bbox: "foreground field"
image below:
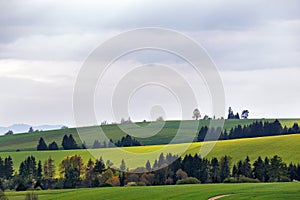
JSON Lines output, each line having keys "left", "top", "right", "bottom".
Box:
{"left": 4, "top": 182, "right": 300, "bottom": 200}
{"left": 1, "top": 119, "right": 300, "bottom": 152}
{"left": 1, "top": 134, "right": 300, "bottom": 173}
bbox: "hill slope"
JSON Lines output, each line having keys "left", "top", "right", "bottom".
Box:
{"left": 1, "top": 134, "right": 300, "bottom": 172}
{"left": 5, "top": 182, "right": 300, "bottom": 200}
{"left": 0, "top": 119, "right": 299, "bottom": 152}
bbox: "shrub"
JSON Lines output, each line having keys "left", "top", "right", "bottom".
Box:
{"left": 53, "top": 179, "right": 64, "bottom": 189}
{"left": 176, "top": 177, "right": 200, "bottom": 185}
{"left": 126, "top": 182, "right": 138, "bottom": 187}
{"left": 136, "top": 182, "right": 146, "bottom": 186}
{"left": 223, "top": 176, "right": 260, "bottom": 183}
{"left": 278, "top": 176, "right": 291, "bottom": 182}
{"left": 16, "top": 183, "right": 27, "bottom": 191}
{"left": 99, "top": 183, "right": 113, "bottom": 187}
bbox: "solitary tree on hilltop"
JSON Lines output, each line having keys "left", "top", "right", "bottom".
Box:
{"left": 28, "top": 127, "right": 34, "bottom": 133}
{"left": 192, "top": 108, "right": 201, "bottom": 120}
{"left": 5, "top": 130, "right": 13, "bottom": 136}
{"left": 227, "top": 107, "right": 235, "bottom": 119}
{"left": 241, "top": 110, "right": 250, "bottom": 119}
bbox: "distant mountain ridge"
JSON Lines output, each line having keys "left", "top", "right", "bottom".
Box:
{"left": 0, "top": 124, "right": 64, "bottom": 135}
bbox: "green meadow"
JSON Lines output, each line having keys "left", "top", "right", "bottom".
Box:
{"left": 4, "top": 182, "right": 300, "bottom": 200}
{"left": 0, "top": 119, "right": 299, "bottom": 152}
{"left": 1, "top": 134, "right": 300, "bottom": 174}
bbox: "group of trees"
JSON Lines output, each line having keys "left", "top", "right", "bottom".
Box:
{"left": 192, "top": 107, "right": 249, "bottom": 120}
{"left": 227, "top": 107, "right": 249, "bottom": 119}
{"left": 37, "top": 134, "right": 79, "bottom": 151}
{"left": 144, "top": 154, "right": 300, "bottom": 185}
{"left": 92, "top": 135, "right": 142, "bottom": 148}
{"left": 197, "top": 120, "right": 300, "bottom": 142}
{"left": 1, "top": 153, "right": 300, "bottom": 191}
{"left": 0, "top": 156, "right": 14, "bottom": 180}
{"left": 62, "top": 134, "right": 79, "bottom": 150}
{"left": 37, "top": 138, "right": 59, "bottom": 151}
{"left": 37, "top": 134, "right": 144, "bottom": 151}
{"left": 115, "top": 135, "right": 143, "bottom": 147}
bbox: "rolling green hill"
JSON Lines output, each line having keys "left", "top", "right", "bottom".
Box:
{"left": 1, "top": 134, "right": 300, "bottom": 173}
{"left": 0, "top": 119, "right": 299, "bottom": 152}
{"left": 5, "top": 182, "right": 300, "bottom": 200}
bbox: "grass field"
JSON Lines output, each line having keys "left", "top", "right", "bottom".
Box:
{"left": 4, "top": 182, "right": 300, "bottom": 200}
{"left": 0, "top": 119, "right": 299, "bottom": 152}
{"left": 1, "top": 134, "right": 300, "bottom": 173}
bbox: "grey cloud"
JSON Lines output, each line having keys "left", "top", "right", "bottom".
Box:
{"left": 1, "top": 0, "right": 300, "bottom": 43}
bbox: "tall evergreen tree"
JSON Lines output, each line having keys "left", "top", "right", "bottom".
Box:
{"left": 268, "top": 155, "right": 287, "bottom": 181}
{"left": 288, "top": 163, "right": 298, "bottom": 181}
{"left": 37, "top": 160, "right": 42, "bottom": 180}
{"left": 92, "top": 140, "right": 102, "bottom": 149}
{"left": 84, "top": 159, "right": 95, "bottom": 188}
{"left": 0, "top": 157, "right": 4, "bottom": 178}
{"left": 232, "top": 164, "right": 238, "bottom": 178}
{"left": 4, "top": 156, "right": 13, "bottom": 179}
{"left": 48, "top": 141, "right": 59, "bottom": 150}
{"left": 210, "top": 157, "right": 220, "bottom": 183}
{"left": 37, "top": 137, "right": 48, "bottom": 151}
{"left": 158, "top": 153, "right": 165, "bottom": 168}
{"left": 94, "top": 157, "right": 105, "bottom": 173}
{"left": 62, "top": 135, "right": 69, "bottom": 150}
{"left": 264, "top": 157, "right": 270, "bottom": 182}
{"left": 146, "top": 160, "right": 152, "bottom": 172}
{"left": 120, "top": 159, "right": 126, "bottom": 171}
{"left": 19, "top": 156, "right": 37, "bottom": 180}
{"left": 253, "top": 156, "right": 265, "bottom": 182}
{"left": 243, "top": 156, "right": 252, "bottom": 178}
{"left": 237, "top": 160, "right": 243, "bottom": 179}
{"left": 220, "top": 156, "right": 231, "bottom": 182}
{"left": 68, "top": 134, "right": 79, "bottom": 149}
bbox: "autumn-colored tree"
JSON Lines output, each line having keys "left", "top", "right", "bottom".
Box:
{"left": 43, "top": 157, "right": 55, "bottom": 189}
{"left": 84, "top": 159, "right": 95, "bottom": 188}
{"left": 99, "top": 169, "right": 113, "bottom": 185}
{"left": 60, "top": 155, "right": 85, "bottom": 188}
{"left": 106, "top": 176, "right": 120, "bottom": 186}
{"left": 176, "top": 169, "right": 188, "bottom": 180}
{"left": 140, "top": 173, "right": 155, "bottom": 186}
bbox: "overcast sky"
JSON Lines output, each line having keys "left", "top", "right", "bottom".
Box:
{"left": 0, "top": 0, "right": 299, "bottom": 127}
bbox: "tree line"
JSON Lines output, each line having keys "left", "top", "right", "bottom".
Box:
{"left": 37, "top": 120, "right": 299, "bottom": 151}
{"left": 197, "top": 119, "right": 300, "bottom": 142}
{"left": 37, "top": 134, "right": 143, "bottom": 151}
{"left": 1, "top": 153, "right": 300, "bottom": 191}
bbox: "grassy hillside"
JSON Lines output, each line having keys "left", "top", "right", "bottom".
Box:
{"left": 5, "top": 182, "right": 300, "bottom": 200}
{"left": 1, "top": 134, "right": 300, "bottom": 173}
{"left": 0, "top": 119, "right": 299, "bottom": 152}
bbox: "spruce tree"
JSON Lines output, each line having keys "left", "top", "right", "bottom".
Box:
{"left": 62, "top": 135, "right": 69, "bottom": 150}
{"left": 37, "top": 137, "right": 48, "bottom": 151}
{"left": 210, "top": 157, "right": 220, "bottom": 183}
{"left": 37, "top": 160, "right": 43, "bottom": 180}
{"left": 120, "top": 159, "right": 126, "bottom": 171}
{"left": 68, "top": 134, "right": 79, "bottom": 149}
{"left": 48, "top": 141, "right": 59, "bottom": 150}
{"left": 253, "top": 156, "right": 265, "bottom": 182}
{"left": 0, "top": 157, "right": 4, "bottom": 178}
{"left": 243, "top": 156, "right": 252, "bottom": 178}
{"left": 146, "top": 160, "right": 152, "bottom": 172}
{"left": 4, "top": 156, "right": 14, "bottom": 179}
{"left": 94, "top": 157, "right": 105, "bottom": 173}
{"left": 220, "top": 156, "right": 231, "bottom": 182}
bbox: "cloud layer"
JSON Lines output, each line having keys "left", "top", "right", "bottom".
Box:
{"left": 0, "top": 0, "right": 299, "bottom": 126}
